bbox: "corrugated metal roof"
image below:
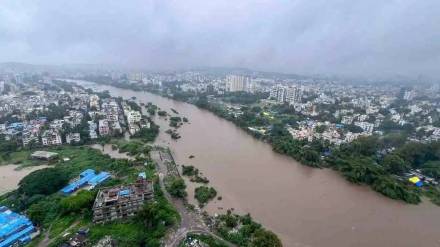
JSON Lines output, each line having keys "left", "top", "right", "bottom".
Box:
{"left": 0, "top": 207, "right": 36, "bottom": 247}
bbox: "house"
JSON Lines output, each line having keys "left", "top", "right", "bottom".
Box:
{"left": 128, "top": 123, "right": 140, "bottom": 135}
{"left": 22, "top": 131, "right": 39, "bottom": 146}
{"left": 50, "top": 119, "right": 65, "bottom": 130}
{"left": 41, "top": 129, "right": 62, "bottom": 146}
{"left": 127, "top": 111, "right": 141, "bottom": 124}
{"left": 89, "top": 95, "right": 100, "bottom": 110}
{"left": 66, "top": 133, "right": 81, "bottom": 144}
{"left": 31, "top": 151, "right": 59, "bottom": 160}
{"left": 98, "top": 120, "right": 109, "bottom": 136}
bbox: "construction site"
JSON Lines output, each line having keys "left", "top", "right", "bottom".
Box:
{"left": 92, "top": 172, "right": 154, "bottom": 224}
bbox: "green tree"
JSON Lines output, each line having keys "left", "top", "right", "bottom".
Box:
{"left": 18, "top": 168, "right": 69, "bottom": 196}
{"left": 60, "top": 190, "right": 96, "bottom": 215}
{"left": 382, "top": 154, "right": 410, "bottom": 175}
{"left": 249, "top": 229, "right": 283, "bottom": 247}
{"left": 165, "top": 176, "right": 187, "bottom": 198}
{"left": 194, "top": 186, "right": 217, "bottom": 205}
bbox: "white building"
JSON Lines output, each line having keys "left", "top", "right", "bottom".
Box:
{"left": 127, "top": 111, "right": 142, "bottom": 124}
{"left": 403, "top": 90, "right": 415, "bottom": 101}
{"left": 98, "top": 119, "right": 110, "bottom": 136}
{"left": 41, "top": 130, "right": 62, "bottom": 146}
{"left": 270, "top": 85, "right": 302, "bottom": 104}
{"left": 226, "top": 75, "right": 250, "bottom": 92}
{"left": 90, "top": 95, "right": 100, "bottom": 110}
{"left": 354, "top": 121, "right": 375, "bottom": 134}
{"left": 270, "top": 85, "right": 286, "bottom": 103}
{"left": 66, "top": 133, "right": 81, "bottom": 144}
{"left": 286, "top": 86, "right": 302, "bottom": 104}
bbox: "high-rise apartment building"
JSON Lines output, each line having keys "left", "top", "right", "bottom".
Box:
{"left": 226, "top": 75, "right": 250, "bottom": 92}
{"left": 270, "top": 85, "right": 302, "bottom": 104}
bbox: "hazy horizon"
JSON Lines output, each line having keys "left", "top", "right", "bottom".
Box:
{"left": 1, "top": 1, "right": 440, "bottom": 79}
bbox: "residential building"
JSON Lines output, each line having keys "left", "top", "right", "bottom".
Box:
{"left": 98, "top": 120, "right": 109, "bottom": 136}
{"left": 127, "top": 111, "right": 141, "bottom": 124}
{"left": 66, "top": 133, "right": 81, "bottom": 144}
{"left": 92, "top": 173, "right": 153, "bottom": 224}
{"left": 41, "top": 130, "right": 62, "bottom": 146}
{"left": 90, "top": 95, "right": 100, "bottom": 110}
{"left": 226, "top": 75, "right": 249, "bottom": 92}
{"left": 270, "top": 85, "right": 286, "bottom": 103}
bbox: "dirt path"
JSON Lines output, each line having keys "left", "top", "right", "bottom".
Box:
{"left": 151, "top": 150, "right": 234, "bottom": 247}
{"left": 37, "top": 221, "right": 80, "bottom": 247}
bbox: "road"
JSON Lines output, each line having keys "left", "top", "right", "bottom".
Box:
{"left": 151, "top": 150, "right": 235, "bottom": 247}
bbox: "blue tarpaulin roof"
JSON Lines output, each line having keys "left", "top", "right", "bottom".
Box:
{"left": 80, "top": 169, "right": 95, "bottom": 178}
{"left": 119, "top": 189, "right": 130, "bottom": 197}
{"left": 61, "top": 169, "right": 111, "bottom": 195}
{"left": 88, "top": 172, "right": 110, "bottom": 186}
{"left": 0, "top": 207, "right": 36, "bottom": 247}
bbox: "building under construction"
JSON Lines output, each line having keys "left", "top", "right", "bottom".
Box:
{"left": 92, "top": 173, "right": 153, "bottom": 224}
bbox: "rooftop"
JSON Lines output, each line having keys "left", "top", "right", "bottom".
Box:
{"left": 0, "top": 206, "right": 37, "bottom": 247}
{"left": 30, "top": 150, "right": 59, "bottom": 160}
{"left": 93, "top": 176, "right": 153, "bottom": 208}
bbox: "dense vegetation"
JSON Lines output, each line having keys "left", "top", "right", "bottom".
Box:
{"left": 215, "top": 212, "right": 282, "bottom": 247}
{"left": 169, "top": 116, "right": 182, "bottom": 128}
{"left": 220, "top": 91, "right": 269, "bottom": 104}
{"left": 132, "top": 122, "right": 160, "bottom": 142}
{"left": 19, "top": 167, "right": 69, "bottom": 196}
{"left": 164, "top": 176, "right": 187, "bottom": 198}
{"left": 194, "top": 186, "right": 217, "bottom": 206}
{"left": 158, "top": 110, "right": 167, "bottom": 116}
{"left": 182, "top": 165, "right": 209, "bottom": 183}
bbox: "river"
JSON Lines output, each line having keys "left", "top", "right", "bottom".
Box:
{"left": 75, "top": 80, "right": 440, "bottom": 247}
{"left": 0, "top": 164, "right": 49, "bottom": 195}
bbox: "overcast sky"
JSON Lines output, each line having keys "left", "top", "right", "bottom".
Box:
{"left": 1, "top": 0, "right": 439, "bottom": 78}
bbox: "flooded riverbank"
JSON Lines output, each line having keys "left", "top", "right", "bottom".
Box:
{"left": 0, "top": 164, "right": 49, "bottom": 195}
{"left": 75, "top": 80, "right": 440, "bottom": 247}
{"left": 90, "top": 144, "right": 134, "bottom": 160}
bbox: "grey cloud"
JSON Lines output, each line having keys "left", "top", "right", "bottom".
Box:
{"left": 1, "top": 0, "right": 439, "bottom": 78}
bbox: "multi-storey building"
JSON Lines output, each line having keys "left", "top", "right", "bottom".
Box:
{"left": 226, "top": 75, "right": 250, "bottom": 92}
{"left": 66, "top": 133, "right": 81, "bottom": 144}
{"left": 270, "top": 85, "right": 302, "bottom": 104}
{"left": 92, "top": 174, "right": 153, "bottom": 224}
{"left": 98, "top": 119, "right": 109, "bottom": 136}
{"left": 89, "top": 95, "right": 100, "bottom": 110}
{"left": 127, "top": 111, "right": 141, "bottom": 124}
{"left": 41, "top": 129, "right": 62, "bottom": 146}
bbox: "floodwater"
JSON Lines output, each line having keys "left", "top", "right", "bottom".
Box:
{"left": 0, "top": 164, "right": 49, "bottom": 195}
{"left": 90, "top": 144, "right": 134, "bottom": 160}
{"left": 76, "top": 80, "right": 440, "bottom": 247}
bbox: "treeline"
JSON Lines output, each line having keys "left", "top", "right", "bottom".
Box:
{"left": 270, "top": 124, "right": 325, "bottom": 167}
{"left": 220, "top": 91, "right": 269, "bottom": 104}
{"left": 330, "top": 136, "right": 440, "bottom": 204}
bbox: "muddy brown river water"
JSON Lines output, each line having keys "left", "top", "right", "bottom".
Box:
{"left": 0, "top": 164, "right": 49, "bottom": 195}
{"left": 75, "top": 80, "right": 440, "bottom": 247}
